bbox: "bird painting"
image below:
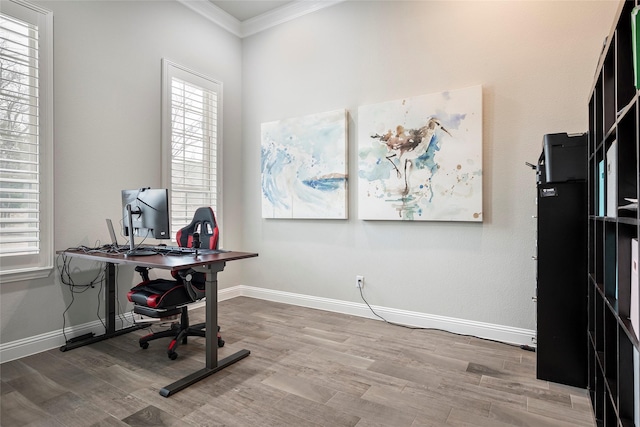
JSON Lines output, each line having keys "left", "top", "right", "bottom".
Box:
{"left": 357, "top": 85, "right": 483, "bottom": 221}
{"left": 371, "top": 117, "right": 452, "bottom": 198}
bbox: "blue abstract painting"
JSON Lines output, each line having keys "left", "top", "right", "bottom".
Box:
{"left": 261, "top": 109, "right": 348, "bottom": 219}
{"left": 358, "top": 86, "right": 483, "bottom": 221}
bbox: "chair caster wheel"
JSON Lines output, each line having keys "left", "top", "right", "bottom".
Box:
{"left": 168, "top": 351, "right": 178, "bottom": 360}
{"left": 140, "top": 342, "right": 149, "bottom": 349}
{"left": 218, "top": 338, "right": 225, "bottom": 348}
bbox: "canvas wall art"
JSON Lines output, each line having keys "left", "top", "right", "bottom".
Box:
{"left": 261, "top": 109, "right": 348, "bottom": 219}
{"left": 357, "top": 85, "right": 483, "bottom": 221}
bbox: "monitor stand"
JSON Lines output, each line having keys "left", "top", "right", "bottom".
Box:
{"left": 125, "top": 204, "right": 156, "bottom": 257}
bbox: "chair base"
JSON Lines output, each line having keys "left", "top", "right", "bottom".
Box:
{"left": 138, "top": 306, "right": 224, "bottom": 360}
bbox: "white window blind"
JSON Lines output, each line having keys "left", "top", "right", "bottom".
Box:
{"left": 0, "top": 13, "right": 39, "bottom": 255}
{"left": 162, "top": 59, "right": 222, "bottom": 241}
{"left": 0, "top": 0, "right": 53, "bottom": 281}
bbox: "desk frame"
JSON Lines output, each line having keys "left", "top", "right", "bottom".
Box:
{"left": 57, "top": 249, "right": 257, "bottom": 397}
{"left": 59, "top": 262, "right": 147, "bottom": 351}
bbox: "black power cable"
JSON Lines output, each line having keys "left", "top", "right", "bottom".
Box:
{"left": 57, "top": 250, "right": 106, "bottom": 343}
{"left": 357, "top": 285, "right": 535, "bottom": 352}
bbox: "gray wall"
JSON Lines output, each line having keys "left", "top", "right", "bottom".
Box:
{"left": 240, "top": 0, "right": 617, "bottom": 329}
{"left": 0, "top": 0, "right": 243, "bottom": 344}
{"left": 0, "top": 0, "right": 619, "bottom": 349}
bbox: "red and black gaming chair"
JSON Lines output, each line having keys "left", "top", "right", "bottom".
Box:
{"left": 127, "top": 207, "right": 223, "bottom": 360}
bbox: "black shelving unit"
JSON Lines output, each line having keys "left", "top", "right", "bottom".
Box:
{"left": 588, "top": 1, "right": 640, "bottom": 426}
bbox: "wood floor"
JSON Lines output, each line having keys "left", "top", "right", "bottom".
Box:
{"left": 1, "top": 297, "right": 595, "bottom": 427}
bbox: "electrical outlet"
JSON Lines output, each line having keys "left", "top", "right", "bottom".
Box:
{"left": 356, "top": 275, "right": 364, "bottom": 288}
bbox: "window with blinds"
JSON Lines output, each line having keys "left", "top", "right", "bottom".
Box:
{"left": 1, "top": 13, "right": 39, "bottom": 256}
{"left": 162, "top": 60, "right": 221, "bottom": 241}
{"left": 0, "top": 1, "right": 53, "bottom": 281}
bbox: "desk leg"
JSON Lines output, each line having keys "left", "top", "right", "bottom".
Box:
{"left": 106, "top": 262, "right": 116, "bottom": 335}
{"left": 159, "top": 261, "right": 250, "bottom": 397}
{"left": 60, "top": 262, "right": 146, "bottom": 352}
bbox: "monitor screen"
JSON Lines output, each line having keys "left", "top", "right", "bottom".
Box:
{"left": 121, "top": 188, "right": 170, "bottom": 240}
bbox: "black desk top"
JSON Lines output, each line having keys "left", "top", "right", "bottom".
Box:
{"left": 57, "top": 248, "right": 258, "bottom": 272}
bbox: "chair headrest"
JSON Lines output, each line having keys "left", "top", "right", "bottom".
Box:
{"left": 176, "top": 207, "right": 219, "bottom": 250}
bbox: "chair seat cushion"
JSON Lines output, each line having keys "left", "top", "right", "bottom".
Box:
{"left": 127, "top": 279, "right": 192, "bottom": 309}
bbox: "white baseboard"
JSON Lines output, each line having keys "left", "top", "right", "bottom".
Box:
{"left": 0, "top": 312, "right": 138, "bottom": 364}
{"left": 0, "top": 285, "right": 535, "bottom": 363}
{"left": 237, "top": 286, "right": 535, "bottom": 347}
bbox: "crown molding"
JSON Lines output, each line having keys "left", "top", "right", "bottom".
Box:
{"left": 241, "top": 0, "right": 345, "bottom": 37}
{"left": 178, "top": 0, "right": 241, "bottom": 36}
{"left": 177, "top": 0, "right": 345, "bottom": 38}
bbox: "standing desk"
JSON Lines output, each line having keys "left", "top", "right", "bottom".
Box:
{"left": 56, "top": 248, "right": 258, "bottom": 396}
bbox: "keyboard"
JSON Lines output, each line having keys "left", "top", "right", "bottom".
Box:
{"left": 146, "top": 246, "right": 224, "bottom": 255}
{"left": 93, "top": 244, "right": 223, "bottom": 256}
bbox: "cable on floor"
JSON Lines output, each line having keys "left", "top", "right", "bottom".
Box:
{"left": 357, "top": 285, "right": 535, "bottom": 352}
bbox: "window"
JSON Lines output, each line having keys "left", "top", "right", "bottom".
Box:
{"left": 0, "top": 0, "right": 53, "bottom": 282}
{"left": 161, "top": 59, "right": 222, "bottom": 241}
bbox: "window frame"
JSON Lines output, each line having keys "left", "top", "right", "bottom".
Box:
{"left": 161, "top": 58, "right": 223, "bottom": 244}
{"left": 0, "top": 0, "right": 53, "bottom": 283}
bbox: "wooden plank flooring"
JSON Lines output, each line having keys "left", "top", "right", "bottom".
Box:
{"left": 1, "top": 297, "right": 595, "bottom": 426}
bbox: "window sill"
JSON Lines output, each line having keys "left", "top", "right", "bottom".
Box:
{"left": 0, "top": 266, "right": 53, "bottom": 283}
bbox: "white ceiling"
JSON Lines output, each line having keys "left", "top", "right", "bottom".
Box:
{"left": 209, "top": 1, "right": 294, "bottom": 22}
{"left": 178, "top": 0, "right": 344, "bottom": 38}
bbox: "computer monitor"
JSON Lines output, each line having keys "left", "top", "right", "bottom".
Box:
{"left": 121, "top": 188, "right": 170, "bottom": 256}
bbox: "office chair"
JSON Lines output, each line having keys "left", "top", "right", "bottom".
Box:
{"left": 127, "top": 207, "right": 224, "bottom": 360}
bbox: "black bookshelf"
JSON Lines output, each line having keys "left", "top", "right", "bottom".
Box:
{"left": 587, "top": 1, "right": 640, "bottom": 426}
